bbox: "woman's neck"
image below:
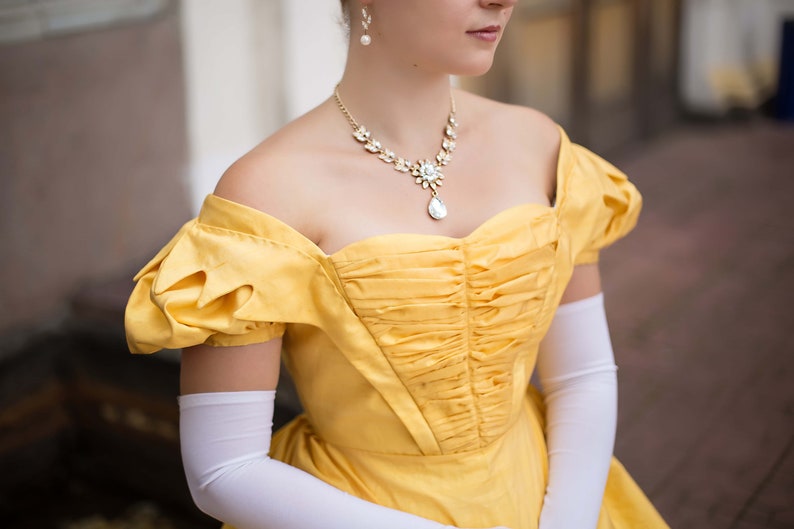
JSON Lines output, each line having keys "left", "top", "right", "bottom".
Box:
{"left": 336, "top": 53, "right": 455, "bottom": 158}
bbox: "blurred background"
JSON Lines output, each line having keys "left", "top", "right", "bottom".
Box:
{"left": 1, "top": 0, "right": 792, "bottom": 528}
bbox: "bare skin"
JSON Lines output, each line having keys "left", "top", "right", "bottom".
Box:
{"left": 181, "top": 0, "right": 600, "bottom": 409}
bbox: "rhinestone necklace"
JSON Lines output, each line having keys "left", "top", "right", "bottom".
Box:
{"left": 333, "top": 84, "right": 458, "bottom": 220}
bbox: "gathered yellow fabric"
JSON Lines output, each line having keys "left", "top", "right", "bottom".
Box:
{"left": 125, "top": 128, "right": 668, "bottom": 528}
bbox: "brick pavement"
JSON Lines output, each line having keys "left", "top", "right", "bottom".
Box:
{"left": 599, "top": 119, "right": 794, "bottom": 529}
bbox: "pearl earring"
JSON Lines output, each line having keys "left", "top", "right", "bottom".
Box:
{"left": 360, "top": 5, "right": 372, "bottom": 46}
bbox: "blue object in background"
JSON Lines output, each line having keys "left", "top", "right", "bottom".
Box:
{"left": 778, "top": 19, "right": 794, "bottom": 120}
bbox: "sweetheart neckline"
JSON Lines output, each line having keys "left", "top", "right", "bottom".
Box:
{"left": 202, "top": 194, "right": 559, "bottom": 262}
{"left": 324, "top": 202, "right": 556, "bottom": 260}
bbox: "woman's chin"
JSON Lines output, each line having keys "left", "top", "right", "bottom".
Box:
{"left": 450, "top": 58, "right": 496, "bottom": 78}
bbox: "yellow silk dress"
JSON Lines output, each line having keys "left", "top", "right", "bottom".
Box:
{"left": 125, "top": 129, "right": 669, "bottom": 529}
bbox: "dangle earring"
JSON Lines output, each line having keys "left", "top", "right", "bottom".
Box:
{"left": 360, "top": 5, "right": 372, "bottom": 46}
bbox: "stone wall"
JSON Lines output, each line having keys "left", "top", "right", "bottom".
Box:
{"left": 0, "top": 4, "right": 191, "bottom": 337}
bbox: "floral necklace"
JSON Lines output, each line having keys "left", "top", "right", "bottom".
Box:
{"left": 333, "top": 84, "right": 458, "bottom": 220}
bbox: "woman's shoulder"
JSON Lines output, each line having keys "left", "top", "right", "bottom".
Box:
{"left": 456, "top": 90, "right": 561, "bottom": 177}
{"left": 455, "top": 89, "right": 561, "bottom": 153}
{"left": 213, "top": 101, "right": 346, "bottom": 241}
{"left": 455, "top": 89, "right": 562, "bottom": 201}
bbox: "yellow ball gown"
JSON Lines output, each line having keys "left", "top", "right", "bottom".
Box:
{"left": 125, "top": 128, "right": 669, "bottom": 529}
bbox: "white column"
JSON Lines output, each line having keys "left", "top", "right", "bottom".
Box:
{"left": 281, "top": 0, "right": 347, "bottom": 120}
{"left": 179, "top": 0, "right": 284, "bottom": 213}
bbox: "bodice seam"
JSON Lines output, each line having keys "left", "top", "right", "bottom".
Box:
{"left": 460, "top": 241, "right": 486, "bottom": 450}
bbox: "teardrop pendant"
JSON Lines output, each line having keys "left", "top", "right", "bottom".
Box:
{"left": 333, "top": 84, "right": 457, "bottom": 222}
{"left": 428, "top": 195, "right": 447, "bottom": 220}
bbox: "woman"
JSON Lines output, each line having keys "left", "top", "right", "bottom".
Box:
{"left": 125, "top": 1, "right": 669, "bottom": 528}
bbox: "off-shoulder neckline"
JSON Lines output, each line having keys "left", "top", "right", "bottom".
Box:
{"left": 199, "top": 126, "right": 574, "bottom": 260}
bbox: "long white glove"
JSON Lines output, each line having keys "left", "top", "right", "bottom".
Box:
{"left": 179, "top": 391, "right": 509, "bottom": 529}
{"left": 536, "top": 293, "right": 618, "bottom": 529}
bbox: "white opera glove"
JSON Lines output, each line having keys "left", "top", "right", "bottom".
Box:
{"left": 179, "top": 391, "right": 495, "bottom": 529}
{"left": 536, "top": 293, "right": 618, "bottom": 529}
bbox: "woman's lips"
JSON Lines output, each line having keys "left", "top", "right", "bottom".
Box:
{"left": 467, "top": 25, "right": 501, "bottom": 42}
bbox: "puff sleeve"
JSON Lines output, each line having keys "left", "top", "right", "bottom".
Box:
{"left": 124, "top": 197, "right": 343, "bottom": 354}
{"left": 562, "top": 143, "right": 643, "bottom": 265}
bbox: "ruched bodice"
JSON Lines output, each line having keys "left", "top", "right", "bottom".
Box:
{"left": 124, "top": 128, "right": 669, "bottom": 528}
{"left": 331, "top": 205, "right": 560, "bottom": 453}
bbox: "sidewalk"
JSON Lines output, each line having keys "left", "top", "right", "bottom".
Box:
{"left": 600, "top": 119, "right": 794, "bottom": 529}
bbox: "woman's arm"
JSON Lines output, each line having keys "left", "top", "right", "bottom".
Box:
{"left": 179, "top": 341, "right": 508, "bottom": 529}
{"left": 536, "top": 263, "right": 617, "bottom": 529}
{"left": 181, "top": 340, "right": 283, "bottom": 394}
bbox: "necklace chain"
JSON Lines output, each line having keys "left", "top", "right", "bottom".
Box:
{"left": 333, "top": 83, "right": 458, "bottom": 220}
